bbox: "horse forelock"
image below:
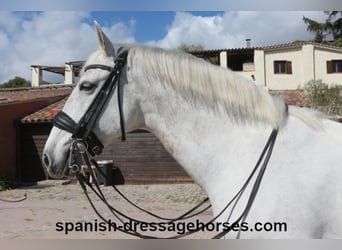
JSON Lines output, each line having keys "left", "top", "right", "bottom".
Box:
{"left": 130, "top": 46, "right": 288, "bottom": 129}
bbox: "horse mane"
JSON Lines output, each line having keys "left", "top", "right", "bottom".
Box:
{"left": 129, "top": 46, "right": 288, "bottom": 129}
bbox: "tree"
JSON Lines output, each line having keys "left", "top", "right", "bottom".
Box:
{"left": 325, "top": 11, "right": 342, "bottom": 41}
{"left": 302, "top": 16, "right": 326, "bottom": 42}
{"left": 303, "top": 11, "right": 342, "bottom": 45}
{"left": 0, "top": 76, "right": 31, "bottom": 88}
{"left": 178, "top": 43, "right": 205, "bottom": 53}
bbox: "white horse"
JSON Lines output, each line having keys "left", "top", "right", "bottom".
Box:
{"left": 43, "top": 24, "right": 342, "bottom": 238}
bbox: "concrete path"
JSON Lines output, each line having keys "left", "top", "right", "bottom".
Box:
{"left": 0, "top": 180, "right": 216, "bottom": 239}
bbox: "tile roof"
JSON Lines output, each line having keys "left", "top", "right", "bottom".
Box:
{"left": 191, "top": 47, "right": 256, "bottom": 56}
{"left": 20, "top": 96, "right": 67, "bottom": 123}
{"left": 191, "top": 41, "right": 342, "bottom": 55}
{"left": 0, "top": 85, "right": 74, "bottom": 105}
{"left": 260, "top": 41, "right": 342, "bottom": 51}
{"left": 269, "top": 90, "right": 308, "bottom": 107}
{"left": 20, "top": 90, "right": 308, "bottom": 124}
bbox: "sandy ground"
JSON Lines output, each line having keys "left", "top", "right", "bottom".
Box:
{"left": 0, "top": 180, "right": 215, "bottom": 239}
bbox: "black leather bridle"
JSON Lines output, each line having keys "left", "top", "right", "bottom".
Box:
{"left": 53, "top": 48, "right": 128, "bottom": 158}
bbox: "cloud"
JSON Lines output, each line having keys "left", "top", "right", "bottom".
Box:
{"left": 149, "top": 11, "right": 327, "bottom": 49}
{"left": 0, "top": 11, "right": 328, "bottom": 84}
{"left": 0, "top": 11, "right": 135, "bottom": 83}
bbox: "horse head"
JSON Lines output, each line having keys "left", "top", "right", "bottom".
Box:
{"left": 42, "top": 23, "right": 143, "bottom": 178}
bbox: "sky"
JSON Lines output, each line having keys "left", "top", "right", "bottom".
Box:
{"left": 0, "top": 11, "right": 328, "bottom": 83}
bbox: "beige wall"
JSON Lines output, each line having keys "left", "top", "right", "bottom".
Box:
{"left": 235, "top": 71, "right": 256, "bottom": 82}
{"left": 263, "top": 48, "right": 302, "bottom": 90}
{"left": 314, "top": 46, "right": 342, "bottom": 86}
{"left": 301, "top": 45, "right": 315, "bottom": 87}
{"left": 254, "top": 50, "right": 265, "bottom": 87}
{"left": 252, "top": 44, "right": 342, "bottom": 90}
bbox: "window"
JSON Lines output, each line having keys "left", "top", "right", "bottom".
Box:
{"left": 327, "top": 60, "right": 342, "bottom": 73}
{"left": 274, "top": 61, "right": 292, "bottom": 74}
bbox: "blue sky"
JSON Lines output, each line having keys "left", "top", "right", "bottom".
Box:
{"left": 0, "top": 11, "right": 328, "bottom": 83}
{"left": 90, "top": 12, "right": 178, "bottom": 42}
{"left": 10, "top": 11, "right": 225, "bottom": 43}
{"left": 90, "top": 12, "right": 225, "bottom": 43}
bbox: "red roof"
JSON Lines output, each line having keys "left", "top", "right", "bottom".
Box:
{"left": 269, "top": 90, "right": 308, "bottom": 107}
{"left": 20, "top": 90, "right": 308, "bottom": 124}
{"left": 20, "top": 97, "right": 68, "bottom": 123}
{"left": 0, "top": 85, "right": 74, "bottom": 105}
{"left": 191, "top": 41, "right": 342, "bottom": 55}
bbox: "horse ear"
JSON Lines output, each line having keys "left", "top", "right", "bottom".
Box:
{"left": 95, "top": 21, "right": 115, "bottom": 57}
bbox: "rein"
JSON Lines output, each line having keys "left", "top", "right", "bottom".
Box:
{"left": 52, "top": 47, "right": 279, "bottom": 238}
{"left": 0, "top": 194, "right": 27, "bottom": 203}
{"left": 70, "top": 129, "right": 278, "bottom": 239}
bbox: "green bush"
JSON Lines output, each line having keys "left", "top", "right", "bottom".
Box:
{"left": 302, "top": 80, "right": 342, "bottom": 116}
{"left": 0, "top": 177, "right": 14, "bottom": 191}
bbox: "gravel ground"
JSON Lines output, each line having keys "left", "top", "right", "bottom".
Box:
{"left": 0, "top": 180, "right": 214, "bottom": 239}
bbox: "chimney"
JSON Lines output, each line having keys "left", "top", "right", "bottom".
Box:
{"left": 246, "top": 38, "right": 251, "bottom": 48}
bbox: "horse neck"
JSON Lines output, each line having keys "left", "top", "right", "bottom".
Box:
{"left": 134, "top": 77, "right": 274, "bottom": 193}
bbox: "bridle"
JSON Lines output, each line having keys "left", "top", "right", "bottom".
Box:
{"left": 53, "top": 47, "right": 128, "bottom": 159}
{"left": 51, "top": 47, "right": 280, "bottom": 238}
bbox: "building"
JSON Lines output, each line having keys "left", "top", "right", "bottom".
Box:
{"left": 0, "top": 86, "right": 73, "bottom": 181}
{"left": 192, "top": 41, "right": 342, "bottom": 90}
{"left": 31, "top": 61, "right": 84, "bottom": 87}
{"left": 18, "top": 95, "right": 191, "bottom": 184}
{"left": 7, "top": 41, "right": 333, "bottom": 183}
{"left": 31, "top": 42, "right": 342, "bottom": 91}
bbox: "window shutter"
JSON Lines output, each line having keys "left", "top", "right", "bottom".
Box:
{"left": 273, "top": 61, "right": 278, "bottom": 74}
{"left": 286, "top": 61, "right": 292, "bottom": 74}
{"left": 327, "top": 61, "right": 333, "bottom": 73}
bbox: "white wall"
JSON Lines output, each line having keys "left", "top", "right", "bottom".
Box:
{"left": 264, "top": 47, "right": 302, "bottom": 90}
{"left": 219, "top": 51, "right": 228, "bottom": 68}
{"left": 31, "top": 66, "right": 42, "bottom": 87}
{"left": 314, "top": 46, "right": 342, "bottom": 86}
{"left": 64, "top": 63, "right": 74, "bottom": 84}
{"left": 261, "top": 44, "right": 342, "bottom": 90}
{"left": 235, "top": 71, "right": 256, "bottom": 82}
{"left": 214, "top": 44, "right": 342, "bottom": 90}
{"left": 254, "top": 50, "right": 265, "bottom": 87}
{"left": 251, "top": 44, "right": 342, "bottom": 90}
{"left": 301, "top": 44, "right": 315, "bottom": 87}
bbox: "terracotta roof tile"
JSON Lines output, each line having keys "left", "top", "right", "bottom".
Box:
{"left": 20, "top": 96, "right": 67, "bottom": 123}
{"left": 260, "top": 41, "right": 342, "bottom": 51}
{"left": 191, "top": 41, "right": 342, "bottom": 56}
{"left": 0, "top": 85, "right": 74, "bottom": 105}
{"left": 269, "top": 90, "right": 308, "bottom": 107}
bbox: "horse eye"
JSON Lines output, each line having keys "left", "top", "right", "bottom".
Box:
{"left": 79, "top": 82, "right": 96, "bottom": 92}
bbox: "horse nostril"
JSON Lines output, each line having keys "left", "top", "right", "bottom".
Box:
{"left": 42, "top": 153, "right": 51, "bottom": 168}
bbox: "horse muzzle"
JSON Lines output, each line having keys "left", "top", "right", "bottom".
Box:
{"left": 42, "top": 151, "right": 68, "bottom": 179}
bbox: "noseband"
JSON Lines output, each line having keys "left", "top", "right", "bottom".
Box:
{"left": 53, "top": 48, "right": 128, "bottom": 157}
